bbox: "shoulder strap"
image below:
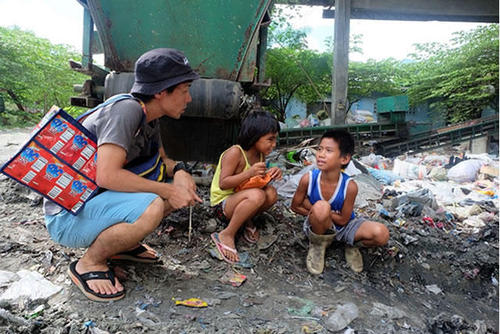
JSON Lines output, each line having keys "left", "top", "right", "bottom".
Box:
{"left": 76, "top": 93, "right": 140, "bottom": 123}
{"left": 235, "top": 145, "right": 251, "bottom": 168}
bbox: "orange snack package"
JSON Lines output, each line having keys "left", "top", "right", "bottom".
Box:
{"left": 235, "top": 172, "right": 272, "bottom": 192}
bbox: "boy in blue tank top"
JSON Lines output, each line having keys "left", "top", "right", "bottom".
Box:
{"left": 291, "top": 130, "right": 389, "bottom": 274}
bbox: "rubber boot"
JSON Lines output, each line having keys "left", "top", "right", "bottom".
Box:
{"left": 345, "top": 246, "right": 363, "bottom": 273}
{"left": 306, "top": 231, "right": 335, "bottom": 275}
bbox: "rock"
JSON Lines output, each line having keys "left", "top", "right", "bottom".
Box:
{"left": 202, "top": 218, "right": 218, "bottom": 233}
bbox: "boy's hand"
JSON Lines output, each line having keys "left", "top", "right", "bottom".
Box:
{"left": 267, "top": 166, "right": 282, "bottom": 180}
{"left": 249, "top": 162, "right": 266, "bottom": 177}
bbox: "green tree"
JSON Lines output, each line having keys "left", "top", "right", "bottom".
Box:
{"left": 404, "top": 24, "right": 499, "bottom": 123}
{"left": 0, "top": 26, "right": 87, "bottom": 125}
{"left": 265, "top": 7, "right": 402, "bottom": 121}
{"left": 348, "top": 59, "right": 404, "bottom": 110}
{"left": 263, "top": 48, "right": 331, "bottom": 121}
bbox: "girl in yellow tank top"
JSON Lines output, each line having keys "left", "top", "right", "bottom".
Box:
{"left": 209, "top": 110, "right": 282, "bottom": 264}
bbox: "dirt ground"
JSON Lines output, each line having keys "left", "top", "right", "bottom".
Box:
{"left": 0, "top": 128, "right": 498, "bottom": 334}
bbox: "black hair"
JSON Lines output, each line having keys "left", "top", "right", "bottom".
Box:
{"left": 320, "top": 129, "right": 355, "bottom": 157}
{"left": 131, "top": 81, "right": 188, "bottom": 103}
{"left": 237, "top": 109, "right": 280, "bottom": 150}
{"left": 131, "top": 92, "right": 154, "bottom": 103}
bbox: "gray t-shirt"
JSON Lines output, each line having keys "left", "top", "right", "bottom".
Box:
{"left": 43, "top": 98, "right": 161, "bottom": 215}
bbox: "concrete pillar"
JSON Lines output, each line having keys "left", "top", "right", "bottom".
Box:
{"left": 331, "top": 0, "right": 351, "bottom": 125}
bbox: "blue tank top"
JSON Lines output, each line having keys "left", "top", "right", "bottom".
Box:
{"left": 307, "top": 169, "right": 355, "bottom": 225}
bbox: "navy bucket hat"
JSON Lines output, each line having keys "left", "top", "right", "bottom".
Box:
{"left": 130, "top": 48, "right": 199, "bottom": 95}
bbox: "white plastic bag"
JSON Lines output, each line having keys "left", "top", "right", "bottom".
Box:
{"left": 447, "top": 159, "right": 484, "bottom": 183}
{"left": 392, "top": 158, "right": 427, "bottom": 180}
{"left": 0, "top": 270, "right": 62, "bottom": 302}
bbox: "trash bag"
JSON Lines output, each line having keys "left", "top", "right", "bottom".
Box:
{"left": 275, "top": 164, "right": 315, "bottom": 199}
{"left": 447, "top": 159, "right": 484, "bottom": 183}
{"left": 428, "top": 166, "right": 448, "bottom": 181}
{"left": 393, "top": 158, "right": 427, "bottom": 180}
{"left": 367, "top": 167, "right": 401, "bottom": 185}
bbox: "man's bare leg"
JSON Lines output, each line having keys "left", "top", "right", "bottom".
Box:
{"left": 75, "top": 197, "right": 165, "bottom": 295}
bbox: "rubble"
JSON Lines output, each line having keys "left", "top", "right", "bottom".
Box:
{"left": 0, "top": 129, "right": 498, "bottom": 333}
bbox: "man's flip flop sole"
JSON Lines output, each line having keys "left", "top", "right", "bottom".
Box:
{"left": 110, "top": 244, "right": 160, "bottom": 264}
{"left": 68, "top": 261, "right": 125, "bottom": 302}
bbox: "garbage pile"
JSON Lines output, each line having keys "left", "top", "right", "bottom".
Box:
{"left": 0, "top": 135, "right": 498, "bottom": 333}
{"left": 263, "top": 145, "right": 498, "bottom": 237}
{"left": 282, "top": 109, "right": 377, "bottom": 129}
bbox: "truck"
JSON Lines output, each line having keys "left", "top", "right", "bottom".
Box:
{"left": 72, "top": 0, "right": 273, "bottom": 162}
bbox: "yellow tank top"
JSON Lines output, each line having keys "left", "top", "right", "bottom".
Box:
{"left": 210, "top": 145, "right": 259, "bottom": 206}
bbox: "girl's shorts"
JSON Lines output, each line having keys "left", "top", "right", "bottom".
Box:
{"left": 45, "top": 191, "right": 159, "bottom": 248}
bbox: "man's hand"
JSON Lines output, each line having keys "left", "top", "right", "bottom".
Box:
{"left": 173, "top": 170, "right": 197, "bottom": 191}
{"left": 160, "top": 183, "right": 202, "bottom": 209}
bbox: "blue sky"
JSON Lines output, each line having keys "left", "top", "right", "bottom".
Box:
{"left": 0, "top": 1, "right": 488, "bottom": 62}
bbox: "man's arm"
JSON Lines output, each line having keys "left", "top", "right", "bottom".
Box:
{"left": 158, "top": 145, "right": 197, "bottom": 191}
{"left": 96, "top": 143, "right": 200, "bottom": 208}
{"left": 291, "top": 173, "right": 312, "bottom": 216}
{"left": 330, "top": 180, "right": 358, "bottom": 226}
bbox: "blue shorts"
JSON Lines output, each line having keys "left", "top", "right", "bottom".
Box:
{"left": 45, "top": 191, "right": 159, "bottom": 248}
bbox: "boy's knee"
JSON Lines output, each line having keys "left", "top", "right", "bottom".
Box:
{"left": 374, "top": 224, "right": 389, "bottom": 245}
{"left": 310, "top": 201, "right": 331, "bottom": 221}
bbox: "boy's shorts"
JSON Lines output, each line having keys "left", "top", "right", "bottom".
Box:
{"left": 303, "top": 215, "right": 369, "bottom": 246}
{"left": 45, "top": 191, "right": 159, "bottom": 248}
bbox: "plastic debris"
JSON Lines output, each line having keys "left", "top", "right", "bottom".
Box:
{"left": 28, "top": 304, "right": 44, "bottom": 319}
{"left": 370, "top": 302, "right": 407, "bottom": 319}
{"left": 84, "top": 320, "right": 110, "bottom": 334}
{"left": 173, "top": 297, "right": 208, "bottom": 308}
{"left": 0, "top": 270, "right": 62, "bottom": 302}
{"left": 425, "top": 284, "right": 443, "bottom": 295}
{"left": 288, "top": 302, "right": 315, "bottom": 317}
{"left": 207, "top": 247, "right": 253, "bottom": 268}
{"left": 367, "top": 167, "right": 401, "bottom": 185}
{"left": 325, "top": 303, "right": 359, "bottom": 332}
{"left": 0, "top": 308, "right": 29, "bottom": 326}
{"left": 219, "top": 269, "right": 247, "bottom": 287}
{"left": 301, "top": 322, "right": 323, "bottom": 333}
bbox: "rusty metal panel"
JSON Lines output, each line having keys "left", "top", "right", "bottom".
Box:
{"left": 85, "top": 0, "right": 272, "bottom": 81}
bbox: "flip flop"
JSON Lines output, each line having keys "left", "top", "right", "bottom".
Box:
{"left": 243, "top": 226, "right": 259, "bottom": 244}
{"left": 210, "top": 232, "right": 239, "bottom": 264}
{"left": 68, "top": 261, "right": 125, "bottom": 302}
{"left": 109, "top": 244, "right": 160, "bottom": 264}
